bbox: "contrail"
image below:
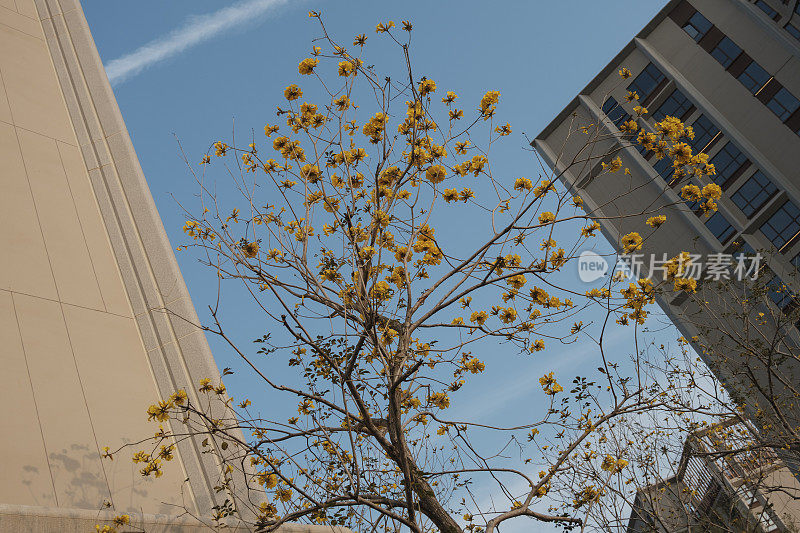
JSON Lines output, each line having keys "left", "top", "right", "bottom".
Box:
{"left": 104, "top": 0, "right": 290, "bottom": 86}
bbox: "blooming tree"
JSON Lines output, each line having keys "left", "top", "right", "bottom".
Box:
{"left": 95, "top": 13, "right": 748, "bottom": 533}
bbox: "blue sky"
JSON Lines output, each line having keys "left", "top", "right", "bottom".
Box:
{"left": 82, "top": 0, "right": 680, "bottom": 527}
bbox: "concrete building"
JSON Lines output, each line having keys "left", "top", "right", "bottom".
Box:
{"left": 535, "top": 0, "right": 800, "bottom": 429}
{"left": 535, "top": 0, "right": 800, "bottom": 529}
{"left": 627, "top": 419, "right": 800, "bottom": 532}
{"left": 0, "top": 0, "right": 341, "bottom": 531}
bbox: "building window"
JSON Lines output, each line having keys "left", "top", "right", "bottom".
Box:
{"left": 766, "top": 87, "right": 800, "bottom": 121}
{"left": 682, "top": 11, "right": 713, "bottom": 41}
{"left": 756, "top": 0, "right": 779, "bottom": 19}
{"left": 738, "top": 61, "right": 771, "bottom": 94}
{"left": 686, "top": 197, "right": 737, "bottom": 243}
{"left": 767, "top": 275, "right": 796, "bottom": 311}
{"left": 734, "top": 241, "right": 757, "bottom": 259}
{"left": 653, "top": 88, "right": 693, "bottom": 122}
{"left": 786, "top": 22, "right": 800, "bottom": 40}
{"left": 710, "top": 37, "right": 742, "bottom": 68}
{"left": 689, "top": 115, "right": 720, "bottom": 151}
{"left": 731, "top": 170, "right": 778, "bottom": 217}
{"left": 792, "top": 251, "right": 800, "bottom": 271}
{"left": 705, "top": 211, "right": 737, "bottom": 243}
{"left": 601, "top": 97, "right": 630, "bottom": 127}
{"left": 653, "top": 156, "right": 676, "bottom": 181}
{"left": 627, "top": 63, "right": 666, "bottom": 103}
{"left": 709, "top": 142, "right": 749, "bottom": 188}
{"left": 760, "top": 200, "right": 800, "bottom": 250}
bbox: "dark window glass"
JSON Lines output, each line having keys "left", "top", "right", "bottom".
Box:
{"left": 653, "top": 89, "right": 693, "bottom": 122}
{"left": 705, "top": 211, "right": 737, "bottom": 243}
{"left": 627, "top": 63, "right": 666, "bottom": 103}
{"left": 792, "top": 252, "right": 800, "bottom": 271}
{"left": 760, "top": 200, "right": 800, "bottom": 250}
{"left": 756, "top": 0, "right": 779, "bottom": 18}
{"left": 685, "top": 198, "right": 736, "bottom": 243}
{"left": 738, "top": 61, "right": 771, "bottom": 94}
{"left": 710, "top": 37, "right": 742, "bottom": 68}
{"left": 734, "top": 241, "right": 757, "bottom": 260}
{"left": 709, "top": 142, "right": 748, "bottom": 187}
{"left": 796, "top": 1, "right": 800, "bottom": 15}
{"left": 601, "top": 97, "right": 630, "bottom": 127}
{"left": 766, "top": 87, "right": 800, "bottom": 121}
{"left": 767, "top": 275, "right": 796, "bottom": 311}
{"left": 690, "top": 115, "right": 720, "bottom": 152}
{"left": 633, "top": 142, "right": 648, "bottom": 156}
{"left": 786, "top": 22, "right": 800, "bottom": 40}
{"left": 683, "top": 11, "right": 713, "bottom": 41}
{"left": 653, "top": 157, "right": 676, "bottom": 181}
{"left": 731, "top": 171, "right": 778, "bottom": 217}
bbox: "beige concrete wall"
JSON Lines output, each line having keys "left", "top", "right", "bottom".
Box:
{"left": 0, "top": 0, "right": 201, "bottom": 517}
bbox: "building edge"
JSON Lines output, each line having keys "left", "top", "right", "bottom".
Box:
{"left": 18, "top": 0, "right": 288, "bottom": 529}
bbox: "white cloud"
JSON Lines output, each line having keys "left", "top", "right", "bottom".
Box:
{"left": 104, "top": 0, "right": 290, "bottom": 86}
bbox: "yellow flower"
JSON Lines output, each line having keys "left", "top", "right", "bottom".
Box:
{"left": 426, "top": 164, "right": 447, "bottom": 184}
{"left": 169, "top": 389, "right": 187, "bottom": 405}
{"left": 674, "top": 277, "right": 697, "bottom": 293}
{"left": 621, "top": 232, "right": 643, "bottom": 253}
{"left": 258, "top": 472, "right": 278, "bottom": 488}
{"left": 242, "top": 241, "right": 259, "bottom": 258}
{"left": 297, "top": 57, "right": 319, "bottom": 75}
{"left": 531, "top": 339, "right": 546, "bottom": 352}
{"left": 428, "top": 392, "right": 450, "bottom": 409}
{"left": 464, "top": 358, "right": 485, "bottom": 373}
{"left": 470, "top": 310, "right": 488, "bottom": 325}
{"left": 681, "top": 184, "right": 701, "bottom": 202}
{"left": 442, "top": 188, "right": 459, "bottom": 203}
{"left": 701, "top": 183, "right": 722, "bottom": 200}
{"left": 646, "top": 215, "right": 667, "bottom": 228}
{"left": 338, "top": 60, "right": 358, "bottom": 77}
{"left": 284, "top": 84, "right": 302, "bottom": 101}
{"left": 499, "top": 307, "right": 517, "bottom": 324}
{"left": 538, "top": 212, "right": 556, "bottom": 224}
{"left": 601, "top": 157, "right": 622, "bottom": 173}
{"left": 619, "top": 67, "right": 632, "bottom": 79}
{"left": 601, "top": 455, "right": 628, "bottom": 473}
{"left": 146, "top": 400, "right": 172, "bottom": 422}
{"left": 442, "top": 91, "right": 458, "bottom": 104}
{"left": 275, "top": 488, "right": 293, "bottom": 502}
{"left": 581, "top": 222, "right": 601, "bottom": 237}
{"left": 479, "top": 91, "right": 500, "bottom": 120}
{"left": 376, "top": 20, "right": 395, "bottom": 33}
{"left": 419, "top": 78, "right": 436, "bottom": 96}
{"left": 514, "top": 177, "right": 533, "bottom": 191}
{"left": 507, "top": 274, "right": 527, "bottom": 289}
{"left": 533, "top": 179, "right": 554, "bottom": 198}
{"left": 539, "top": 372, "right": 562, "bottom": 394}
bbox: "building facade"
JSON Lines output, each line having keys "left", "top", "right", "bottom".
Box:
{"left": 627, "top": 419, "right": 800, "bottom": 532}
{"left": 0, "top": 0, "right": 342, "bottom": 531}
{"left": 535, "top": 0, "right": 800, "bottom": 427}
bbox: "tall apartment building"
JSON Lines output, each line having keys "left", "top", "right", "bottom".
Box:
{"left": 535, "top": 0, "right": 800, "bottom": 428}
{"left": 0, "top": 1, "right": 343, "bottom": 531}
